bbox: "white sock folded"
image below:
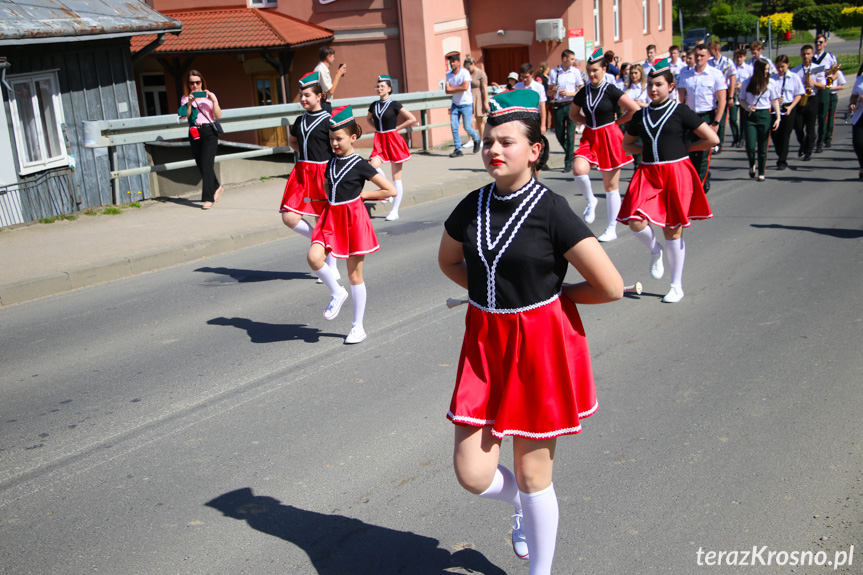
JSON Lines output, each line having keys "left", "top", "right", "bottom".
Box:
{"left": 666, "top": 238, "right": 686, "bottom": 288}
{"left": 477, "top": 465, "right": 522, "bottom": 513}
{"left": 520, "top": 484, "right": 559, "bottom": 575}
{"left": 350, "top": 283, "right": 366, "bottom": 330}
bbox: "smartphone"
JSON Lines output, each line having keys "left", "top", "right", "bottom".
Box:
{"left": 339, "top": 64, "right": 346, "bottom": 75}
{"left": 192, "top": 91, "right": 207, "bottom": 98}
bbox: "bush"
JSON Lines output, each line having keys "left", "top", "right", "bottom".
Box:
{"left": 760, "top": 11, "right": 795, "bottom": 32}
{"left": 783, "top": 0, "right": 815, "bottom": 10}
{"left": 793, "top": 4, "right": 850, "bottom": 33}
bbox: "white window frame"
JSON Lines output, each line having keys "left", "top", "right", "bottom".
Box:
{"left": 658, "top": 0, "right": 664, "bottom": 30}
{"left": 248, "top": 0, "right": 277, "bottom": 7}
{"left": 642, "top": 0, "right": 649, "bottom": 34}
{"left": 613, "top": 0, "right": 620, "bottom": 41}
{"left": 7, "top": 70, "right": 68, "bottom": 176}
{"left": 140, "top": 73, "right": 168, "bottom": 117}
{"left": 593, "top": 0, "right": 601, "bottom": 45}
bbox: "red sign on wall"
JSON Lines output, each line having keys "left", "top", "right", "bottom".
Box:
{"left": 569, "top": 29, "right": 584, "bottom": 38}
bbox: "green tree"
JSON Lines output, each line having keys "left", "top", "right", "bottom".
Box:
{"left": 712, "top": 8, "right": 760, "bottom": 44}
{"left": 841, "top": 6, "right": 863, "bottom": 61}
{"left": 793, "top": 4, "right": 850, "bottom": 33}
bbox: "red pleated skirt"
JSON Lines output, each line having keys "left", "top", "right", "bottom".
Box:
{"left": 370, "top": 131, "right": 412, "bottom": 164}
{"left": 279, "top": 161, "right": 328, "bottom": 217}
{"left": 618, "top": 158, "right": 713, "bottom": 229}
{"left": 575, "top": 123, "right": 633, "bottom": 171}
{"left": 311, "top": 198, "right": 380, "bottom": 259}
{"left": 447, "top": 296, "right": 597, "bottom": 440}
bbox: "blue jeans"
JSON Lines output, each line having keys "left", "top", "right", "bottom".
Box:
{"left": 451, "top": 103, "right": 479, "bottom": 151}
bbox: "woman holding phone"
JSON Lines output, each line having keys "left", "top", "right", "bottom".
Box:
{"left": 179, "top": 69, "right": 223, "bottom": 210}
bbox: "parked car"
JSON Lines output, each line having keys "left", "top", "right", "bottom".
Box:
{"left": 682, "top": 28, "right": 711, "bottom": 51}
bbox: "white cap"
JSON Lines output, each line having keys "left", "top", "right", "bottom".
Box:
{"left": 507, "top": 72, "right": 518, "bottom": 80}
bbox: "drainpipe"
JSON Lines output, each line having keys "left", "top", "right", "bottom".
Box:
{"left": 132, "top": 33, "right": 167, "bottom": 64}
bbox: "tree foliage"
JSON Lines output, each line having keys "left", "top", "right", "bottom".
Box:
{"left": 712, "top": 7, "right": 760, "bottom": 38}
{"left": 781, "top": 0, "right": 815, "bottom": 11}
{"left": 760, "top": 11, "right": 795, "bottom": 32}
{"left": 840, "top": 4, "right": 863, "bottom": 25}
{"left": 792, "top": 4, "right": 849, "bottom": 31}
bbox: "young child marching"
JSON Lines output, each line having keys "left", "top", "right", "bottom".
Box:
{"left": 367, "top": 74, "right": 417, "bottom": 221}
{"left": 280, "top": 72, "right": 339, "bottom": 278}
{"left": 570, "top": 48, "right": 640, "bottom": 242}
{"left": 438, "top": 89, "right": 623, "bottom": 575}
{"left": 618, "top": 59, "right": 719, "bottom": 303}
{"left": 308, "top": 105, "right": 396, "bottom": 344}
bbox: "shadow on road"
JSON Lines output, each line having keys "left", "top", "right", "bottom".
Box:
{"left": 196, "top": 266, "right": 314, "bottom": 283}
{"left": 751, "top": 223, "right": 863, "bottom": 239}
{"left": 206, "top": 317, "right": 345, "bottom": 343}
{"left": 205, "top": 487, "right": 506, "bottom": 575}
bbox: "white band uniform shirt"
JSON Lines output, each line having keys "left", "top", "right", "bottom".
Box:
{"left": 444, "top": 178, "right": 599, "bottom": 439}
{"left": 791, "top": 63, "right": 827, "bottom": 96}
{"left": 513, "top": 80, "right": 548, "bottom": 103}
{"left": 851, "top": 76, "right": 863, "bottom": 125}
{"left": 678, "top": 66, "right": 726, "bottom": 113}
{"left": 447, "top": 67, "right": 473, "bottom": 106}
{"left": 548, "top": 66, "right": 583, "bottom": 104}
{"left": 625, "top": 83, "right": 650, "bottom": 105}
{"left": 738, "top": 78, "right": 781, "bottom": 110}
{"left": 708, "top": 55, "right": 736, "bottom": 89}
{"left": 280, "top": 110, "right": 332, "bottom": 216}
{"left": 746, "top": 56, "right": 777, "bottom": 74}
{"left": 812, "top": 50, "right": 838, "bottom": 71}
{"left": 771, "top": 72, "right": 805, "bottom": 113}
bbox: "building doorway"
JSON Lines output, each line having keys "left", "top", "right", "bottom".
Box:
{"left": 482, "top": 46, "right": 531, "bottom": 86}
{"left": 252, "top": 74, "right": 287, "bottom": 147}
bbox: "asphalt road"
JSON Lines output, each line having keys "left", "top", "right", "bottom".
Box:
{"left": 1, "top": 125, "right": 862, "bottom": 574}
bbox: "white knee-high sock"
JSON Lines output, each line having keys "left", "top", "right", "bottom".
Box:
{"left": 520, "top": 484, "right": 559, "bottom": 575}
{"left": 605, "top": 189, "right": 621, "bottom": 232}
{"left": 375, "top": 167, "right": 386, "bottom": 178}
{"left": 573, "top": 175, "right": 595, "bottom": 203}
{"left": 666, "top": 238, "right": 686, "bottom": 287}
{"left": 477, "top": 465, "right": 522, "bottom": 512}
{"left": 312, "top": 263, "right": 341, "bottom": 296}
{"left": 631, "top": 226, "right": 663, "bottom": 254}
{"left": 291, "top": 218, "right": 313, "bottom": 239}
{"left": 392, "top": 180, "right": 404, "bottom": 212}
{"left": 325, "top": 253, "right": 338, "bottom": 272}
{"left": 351, "top": 283, "right": 367, "bottom": 329}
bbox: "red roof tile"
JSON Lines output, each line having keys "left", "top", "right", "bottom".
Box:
{"left": 130, "top": 6, "right": 332, "bottom": 53}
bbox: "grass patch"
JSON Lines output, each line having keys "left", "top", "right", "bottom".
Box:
{"left": 83, "top": 209, "right": 99, "bottom": 216}
{"left": 38, "top": 214, "right": 77, "bottom": 224}
{"left": 101, "top": 206, "right": 123, "bottom": 215}
{"left": 127, "top": 202, "right": 142, "bottom": 208}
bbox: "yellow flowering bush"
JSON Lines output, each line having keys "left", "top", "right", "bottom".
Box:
{"left": 760, "top": 12, "right": 794, "bottom": 34}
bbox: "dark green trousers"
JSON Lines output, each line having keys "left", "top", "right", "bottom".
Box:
{"left": 728, "top": 104, "right": 741, "bottom": 144}
{"left": 688, "top": 110, "right": 717, "bottom": 183}
{"left": 825, "top": 91, "right": 838, "bottom": 146}
{"left": 816, "top": 89, "right": 831, "bottom": 147}
{"left": 717, "top": 108, "right": 728, "bottom": 149}
{"left": 553, "top": 103, "right": 576, "bottom": 168}
{"left": 744, "top": 109, "right": 772, "bottom": 176}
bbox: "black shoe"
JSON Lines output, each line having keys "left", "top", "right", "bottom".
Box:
{"left": 714, "top": 147, "right": 722, "bottom": 156}
{"left": 802, "top": 153, "right": 811, "bottom": 161}
{"left": 736, "top": 141, "right": 745, "bottom": 148}
{"left": 703, "top": 174, "right": 711, "bottom": 193}
{"left": 815, "top": 145, "right": 823, "bottom": 153}
{"left": 798, "top": 148, "right": 804, "bottom": 157}
{"left": 859, "top": 170, "right": 863, "bottom": 180}
{"left": 749, "top": 166, "right": 756, "bottom": 178}
{"left": 824, "top": 142, "right": 832, "bottom": 149}
{"left": 449, "top": 149, "right": 463, "bottom": 158}
{"left": 563, "top": 165, "right": 572, "bottom": 173}
{"left": 472, "top": 138, "right": 481, "bottom": 154}
{"left": 777, "top": 162, "right": 787, "bottom": 171}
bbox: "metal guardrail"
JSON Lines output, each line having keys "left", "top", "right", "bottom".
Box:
{"left": 81, "top": 90, "right": 453, "bottom": 203}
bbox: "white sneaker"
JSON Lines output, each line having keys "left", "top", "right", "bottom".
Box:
{"left": 344, "top": 324, "right": 367, "bottom": 344}
{"left": 649, "top": 249, "right": 664, "bottom": 279}
{"left": 597, "top": 229, "right": 617, "bottom": 242}
{"left": 385, "top": 210, "right": 400, "bottom": 221}
{"left": 511, "top": 513, "right": 529, "bottom": 559}
{"left": 323, "top": 287, "right": 348, "bottom": 320}
{"left": 583, "top": 198, "right": 598, "bottom": 224}
{"left": 662, "top": 284, "right": 684, "bottom": 303}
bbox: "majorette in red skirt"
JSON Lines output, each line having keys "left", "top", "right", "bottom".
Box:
{"left": 574, "top": 122, "right": 633, "bottom": 171}
{"left": 370, "top": 130, "right": 412, "bottom": 164}
{"left": 617, "top": 157, "right": 713, "bottom": 228}
{"left": 279, "top": 160, "right": 328, "bottom": 217}
{"left": 447, "top": 295, "right": 598, "bottom": 440}
{"left": 311, "top": 197, "right": 380, "bottom": 259}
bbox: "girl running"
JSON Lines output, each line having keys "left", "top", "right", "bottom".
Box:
{"left": 367, "top": 74, "right": 417, "bottom": 221}
{"left": 438, "top": 89, "right": 623, "bottom": 574}
{"left": 308, "top": 105, "right": 396, "bottom": 344}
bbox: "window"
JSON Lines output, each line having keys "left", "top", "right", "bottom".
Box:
{"left": 140, "top": 73, "right": 168, "bottom": 117}
{"left": 613, "top": 0, "right": 620, "bottom": 41}
{"left": 593, "top": 0, "right": 601, "bottom": 45}
{"left": 642, "top": 0, "right": 649, "bottom": 33}
{"left": 7, "top": 71, "right": 68, "bottom": 175}
{"left": 658, "top": 0, "right": 664, "bottom": 30}
{"left": 248, "top": 0, "right": 276, "bottom": 7}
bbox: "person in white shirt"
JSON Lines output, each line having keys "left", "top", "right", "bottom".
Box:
{"left": 847, "top": 71, "right": 863, "bottom": 179}
{"left": 514, "top": 62, "right": 547, "bottom": 134}
{"left": 728, "top": 49, "right": 753, "bottom": 148}
{"left": 445, "top": 52, "right": 481, "bottom": 157}
{"left": 791, "top": 44, "right": 826, "bottom": 161}
{"left": 738, "top": 59, "right": 781, "bottom": 181}
{"left": 677, "top": 43, "right": 727, "bottom": 191}
{"left": 548, "top": 49, "right": 584, "bottom": 171}
{"left": 813, "top": 33, "right": 840, "bottom": 149}
{"left": 643, "top": 44, "right": 657, "bottom": 76}
{"left": 746, "top": 41, "right": 777, "bottom": 74}
{"left": 707, "top": 40, "right": 736, "bottom": 153}
{"left": 314, "top": 46, "right": 346, "bottom": 101}
{"left": 668, "top": 45, "right": 685, "bottom": 102}
{"left": 770, "top": 54, "right": 805, "bottom": 170}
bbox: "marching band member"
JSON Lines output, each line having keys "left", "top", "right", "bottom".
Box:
{"left": 570, "top": 48, "right": 640, "bottom": 242}
{"left": 746, "top": 41, "right": 777, "bottom": 74}
{"left": 738, "top": 59, "right": 782, "bottom": 181}
{"left": 367, "top": 74, "right": 417, "bottom": 221}
{"left": 618, "top": 59, "right": 718, "bottom": 303}
{"left": 770, "top": 55, "right": 805, "bottom": 171}
{"left": 792, "top": 45, "right": 825, "bottom": 162}
{"left": 707, "top": 41, "right": 736, "bottom": 154}
{"left": 848, "top": 71, "right": 863, "bottom": 179}
{"left": 677, "top": 43, "right": 727, "bottom": 192}
{"left": 622, "top": 64, "right": 651, "bottom": 169}
{"left": 813, "top": 34, "right": 839, "bottom": 151}
{"left": 548, "top": 49, "right": 584, "bottom": 173}
{"left": 438, "top": 88, "right": 623, "bottom": 575}
{"left": 308, "top": 105, "right": 396, "bottom": 344}
{"left": 728, "top": 49, "right": 753, "bottom": 148}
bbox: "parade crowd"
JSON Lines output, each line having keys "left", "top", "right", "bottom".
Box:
{"left": 176, "top": 39, "right": 860, "bottom": 575}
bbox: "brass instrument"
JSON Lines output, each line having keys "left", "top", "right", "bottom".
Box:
{"left": 801, "top": 67, "right": 812, "bottom": 107}
{"left": 825, "top": 63, "right": 842, "bottom": 87}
